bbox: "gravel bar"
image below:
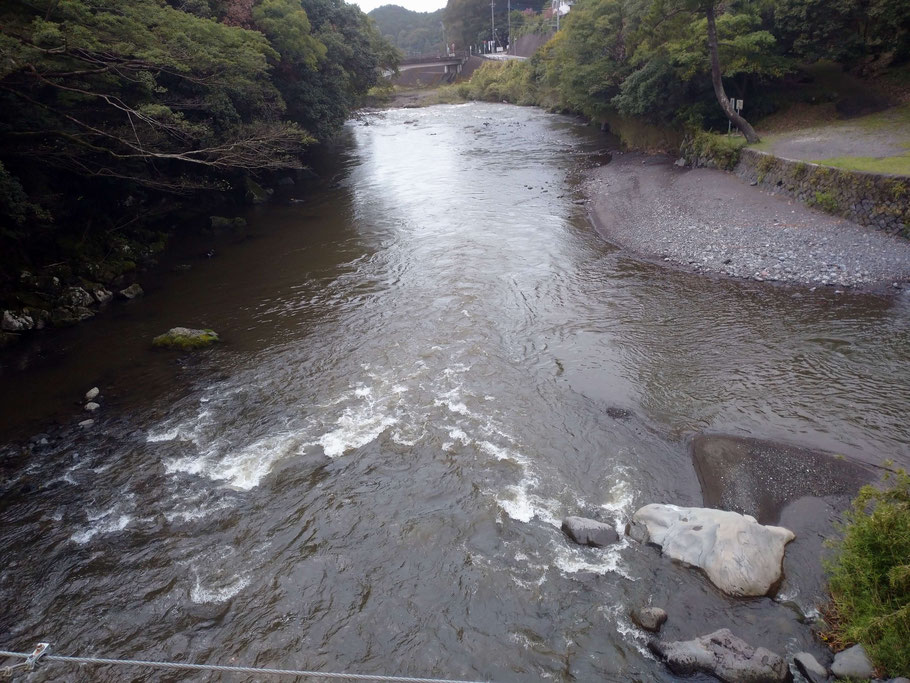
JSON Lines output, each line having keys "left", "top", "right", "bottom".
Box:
{"left": 584, "top": 152, "right": 910, "bottom": 291}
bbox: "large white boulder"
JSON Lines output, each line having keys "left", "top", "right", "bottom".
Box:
{"left": 629, "top": 504, "right": 795, "bottom": 597}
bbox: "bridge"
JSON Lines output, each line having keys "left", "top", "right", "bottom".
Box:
{"left": 396, "top": 51, "right": 470, "bottom": 78}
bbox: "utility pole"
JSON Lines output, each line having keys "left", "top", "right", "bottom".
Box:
{"left": 491, "top": 0, "right": 495, "bottom": 51}
{"left": 440, "top": 20, "right": 446, "bottom": 55}
{"left": 507, "top": 0, "right": 511, "bottom": 53}
{"left": 556, "top": 0, "right": 560, "bottom": 31}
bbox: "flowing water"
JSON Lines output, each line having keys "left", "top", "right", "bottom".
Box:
{"left": 1, "top": 103, "right": 909, "bottom": 682}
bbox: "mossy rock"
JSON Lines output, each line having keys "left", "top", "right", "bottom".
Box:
{"left": 152, "top": 327, "right": 220, "bottom": 350}
{"left": 244, "top": 177, "right": 269, "bottom": 205}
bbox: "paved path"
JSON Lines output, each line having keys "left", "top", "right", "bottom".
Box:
{"left": 756, "top": 105, "right": 910, "bottom": 166}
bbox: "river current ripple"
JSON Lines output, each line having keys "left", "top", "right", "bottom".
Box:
{"left": 1, "top": 103, "right": 909, "bottom": 681}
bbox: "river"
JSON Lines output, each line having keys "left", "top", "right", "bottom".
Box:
{"left": 1, "top": 103, "right": 909, "bottom": 682}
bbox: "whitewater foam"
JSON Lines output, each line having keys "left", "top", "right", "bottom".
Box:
{"left": 71, "top": 510, "right": 131, "bottom": 544}
{"left": 190, "top": 573, "right": 249, "bottom": 604}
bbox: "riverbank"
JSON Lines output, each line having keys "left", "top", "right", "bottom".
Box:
{"left": 584, "top": 152, "right": 910, "bottom": 290}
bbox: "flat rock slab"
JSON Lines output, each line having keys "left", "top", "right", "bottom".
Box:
{"left": 692, "top": 434, "right": 875, "bottom": 524}
{"left": 649, "top": 628, "right": 790, "bottom": 683}
{"left": 561, "top": 516, "right": 619, "bottom": 547}
{"left": 630, "top": 504, "right": 795, "bottom": 597}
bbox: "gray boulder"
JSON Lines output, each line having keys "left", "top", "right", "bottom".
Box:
{"left": 92, "top": 287, "right": 113, "bottom": 304}
{"left": 561, "top": 516, "right": 619, "bottom": 547}
{"left": 2, "top": 310, "right": 34, "bottom": 332}
{"left": 793, "top": 652, "right": 828, "bottom": 683}
{"left": 831, "top": 644, "right": 875, "bottom": 679}
{"left": 629, "top": 504, "right": 795, "bottom": 596}
{"left": 86, "top": 387, "right": 100, "bottom": 401}
{"left": 630, "top": 607, "right": 667, "bottom": 633}
{"left": 60, "top": 286, "right": 94, "bottom": 308}
{"left": 50, "top": 306, "right": 95, "bottom": 327}
{"left": 118, "top": 283, "right": 144, "bottom": 299}
{"left": 649, "top": 628, "right": 789, "bottom": 683}
{"left": 84, "top": 402, "right": 100, "bottom": 412}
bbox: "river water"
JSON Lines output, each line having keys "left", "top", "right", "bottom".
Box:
{"left": 1, "top": 103, "right": 909, "bottom": 682}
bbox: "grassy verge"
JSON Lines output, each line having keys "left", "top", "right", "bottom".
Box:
{"left": 811, "top": 152, "right": 910, "bottom": 176}
{"left": 825, "top": 470, "right": 910, "bottom": 677}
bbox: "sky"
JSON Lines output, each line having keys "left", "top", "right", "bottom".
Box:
{"left": 351, "top": 0, "right": 446, "bottom": 14}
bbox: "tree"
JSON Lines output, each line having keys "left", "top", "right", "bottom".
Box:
{"left": 705, "top": 2, "right": 759, "bottom": 141}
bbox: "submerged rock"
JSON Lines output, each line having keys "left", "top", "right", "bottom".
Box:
{"left": 78, "top": 419, "right": 95, "bottom": 428}
{"left": 118, "top": 283, "right": 144, "bottom": 300}
{"left": 831, "top": 644, "right": 875, "bottom": 679}
{"left": 630, "top": 606, "right": 667, "bottom": 633}
{"left": 0, "top": 331, "right": 21, "bottom": 348}
{"left": 152, "top": 327, "right": 219, "bottom": 350}
{"left": 561, "top": 516, "right": 619, "bottom": 547}
{"left": 691, "top": 434, "right": 874, "bottom": 524}
{"left": 649, "top": 629, "right": 789, "bottom": 682}
{"left": 793, "top": 651, "right": 828, "bottom": 683}
{"left": 629, "top": 504, "right": 795, "bottom": 597}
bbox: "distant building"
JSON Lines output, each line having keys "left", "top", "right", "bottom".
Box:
{"left": 543, "top": 0, "right": 572, "bottom": 20}
{"left": 552, "top": 0, "right": 572, "bottom": 17}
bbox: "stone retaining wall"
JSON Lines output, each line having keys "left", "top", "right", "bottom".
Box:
{"left": 734, "top": 149, "right": 909, "bottom": 238}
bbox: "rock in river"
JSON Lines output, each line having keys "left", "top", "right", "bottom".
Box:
{"left": 649, "top": 629, "right": 790, "bottom": 683}
{"left": 629, "top": 504, "right": 795, "bottom": 597}
{"left": 85, "top": 387, "right": 100, "bottom": 401}
{"left": 793, "top": 651, "right": 829, "bottom": 683}
{"left": 118, "top": 283, "right": 144, "bottom": 299}
{"left": 561, "top": 516, "right": 619, "bottom": 547}
{"left": 2, "top": 309, "right": 33, "bottom": 332}
{"left": 831, "top": 644, "right": 875, "bottom": 679}
{"left": 152, "top": 327, "right": 219, "bottom": 350}
{"left": 630, "top": 606, "right": 667, "bottom": 633}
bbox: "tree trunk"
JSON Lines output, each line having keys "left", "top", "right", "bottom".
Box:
{"left": 706, "top": 4, "right": 760, "bottom": 143}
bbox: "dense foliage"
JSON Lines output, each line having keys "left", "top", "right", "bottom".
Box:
{"left": 446, "top": 0, "right": 910, "bottom": 135}
{"left": 826, "top": 471, "right": 910, "bottom": 677}
{"left": 0, "top": 0, "right": 396, "bottom": 249}
{"left": 368, "top": 4, "right": 445, "bottom": 55}
{"left": 444, "top": 0, "right": 546, "bottom": 50}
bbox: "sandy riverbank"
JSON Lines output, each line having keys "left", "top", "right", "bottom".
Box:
{"left": 584, "top": 152, "right": 910, "bottom": 290}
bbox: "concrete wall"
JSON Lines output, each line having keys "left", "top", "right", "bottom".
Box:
{"left": 733, "top": 150, "right": 909, "bottom": 238}
{"left": 510, "top": 33, "right": 553, "bottom": 58}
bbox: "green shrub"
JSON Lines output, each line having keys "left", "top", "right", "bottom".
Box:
{"left": 757, "top": 154, "right": 777, "bottom": 182}
{"left": 810, "top": 190, "right": 840, "bottom": 213}
{"left": 826, "top": 471, "right": 910, "bottom": 677}
{"left": 682, "top": 131, "right": 746, "bottom": 170}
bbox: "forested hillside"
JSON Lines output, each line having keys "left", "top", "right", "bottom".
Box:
{"left": 0, "top": 0, "right": 396, "bottom": 281}
{"left": 446, "top": 0, "right": 910, "bottom": 140}
{"left": 368, "top": 4, "right": 445, "bottom": 55}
